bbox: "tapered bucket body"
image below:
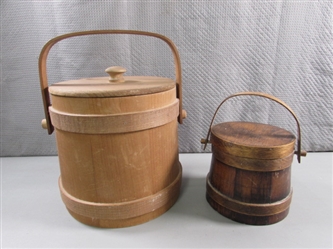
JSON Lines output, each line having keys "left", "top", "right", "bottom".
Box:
{"left": 39, "top": 30, "right": 187, "bottom": 228}
{"left": 202, "top": 92, "right": 305, "bottom": 225}
{"left": 207, "top": 121, "right": 295, "bottom": 225}
{"left": 49, "top": 78, "right": 182, "bottom": 228}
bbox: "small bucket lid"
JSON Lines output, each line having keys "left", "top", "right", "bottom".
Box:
{"left": 49, "top": 66, "right": 175, "bottom": 97}
{"left": 211, "top": 121, "right": 296, "bottom": 160}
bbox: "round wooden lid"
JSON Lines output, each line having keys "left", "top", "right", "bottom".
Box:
{"left": 49, "top": 67, "right": 175, "bottom": 97}
{"left": 211, "top": 121, "right": 296, "bottom": 159}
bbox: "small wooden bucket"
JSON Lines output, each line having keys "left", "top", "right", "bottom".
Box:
{"left": 39, "top": 30, "right": 186, "bottom": 228}
{"left": 201, "top": 92, "right": 306, "bottom": 225}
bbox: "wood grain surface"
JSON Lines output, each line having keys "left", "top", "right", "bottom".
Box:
{"left": 207, "top": 121, "right": 295, "bottom": 225}
{"left": 50, "top": 86, "right": 182, "bottom": 228}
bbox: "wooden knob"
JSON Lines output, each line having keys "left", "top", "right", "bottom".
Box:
{"left": 295, "top": 150, "right": 307, "bottom": 157}
{"left": 300, "top": 150, "right": 307, "bottom": 157}
{"left": 105, "top": 66, "right": 126, "bottom": 83}
{"left": 41, "top": 119, "right": 48, "bottom": 129}
{"left": 182, "top": 109, "right": 187, "bottom": 119}
{"left": 200, "top": 138, "right": 210, "bottom": 144}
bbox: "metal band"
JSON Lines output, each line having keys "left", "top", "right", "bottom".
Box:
{"left": 59, "top": 163, "right": 182, "bottom": 220}
{"left": 50, "top": 100, "right": 179, "bottom": 134}
{"left": 206, "top": 175, "right": 292, "bottom": 216}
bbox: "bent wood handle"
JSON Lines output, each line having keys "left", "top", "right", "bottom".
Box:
{"left": 39, "top": 30, "right": 186, "bottom": 134}
{"left": 201, "top": 92, "right": 306, "bottom": 163}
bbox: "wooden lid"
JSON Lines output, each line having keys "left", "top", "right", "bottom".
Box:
{"left": 211, "top": 121, "right": 296, "bottom": 159}
{"left": 49, "top": 67, "right": 175, "bottom": 97}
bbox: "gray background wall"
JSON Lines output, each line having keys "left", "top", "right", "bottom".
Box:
{"left": 1, "top": 1, "right": 332, "bottom": 157}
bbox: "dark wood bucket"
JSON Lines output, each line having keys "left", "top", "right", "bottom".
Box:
{"left": 201, "top": 92, "right": 306, "bottom": 225}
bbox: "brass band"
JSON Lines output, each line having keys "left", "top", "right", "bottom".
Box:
{"left": 212, "top": 146, "right": 294, "bottom": 172}
{"left": 206, "top": 175, "right": 292, "bottom": 216}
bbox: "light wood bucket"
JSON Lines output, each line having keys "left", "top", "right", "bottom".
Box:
{"left": 39, "top": 30, "right": 187, "bottom": 228}
{"left": 201, "top": 92, "right": 306, "bottom": 225}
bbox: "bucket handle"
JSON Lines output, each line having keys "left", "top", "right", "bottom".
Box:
{"left": 39, "top": 30, "right": 186, "bottom": 135}
{"left": 201, "top": 92, "right": 306, "bottom": 163}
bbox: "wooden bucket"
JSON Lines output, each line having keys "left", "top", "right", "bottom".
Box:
{"left": 39, "top": 30, "right": 187, "bottom": 228}
{"left": 201, "top": 92, "right": 306, "bottom": 225}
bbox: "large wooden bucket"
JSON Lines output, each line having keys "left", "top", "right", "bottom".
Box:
{"left": 39, "top": 30, "right": 187, "bottom": 228}
{"left": 201, "top": 92, "right": 306, "bottom": 225}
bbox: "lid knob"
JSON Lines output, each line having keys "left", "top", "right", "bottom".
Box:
{"left": 41, "top": 119, "right": 48, "bottom": 129}
{"left": 105, "top": 66, "right": 126, "bottom": 83}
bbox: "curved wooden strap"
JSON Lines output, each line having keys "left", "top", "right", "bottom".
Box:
{"left": 49, "top": 99, "right": 179, "bottom": 134}
{"left": 59, "top": 163, "right": 182, "bottom": 220}
{"left": 202, "top": 92, "right": 305, "bottom": 163}
{"left": 39, "top": 30, "right": 184, "bottom": 135}
{"left": 206, "top": 176, "right": 292, "bottom": 216}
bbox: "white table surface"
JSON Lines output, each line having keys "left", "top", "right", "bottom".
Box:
{"left": 1, "top": 153, "right": 332, "bottom": 248}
